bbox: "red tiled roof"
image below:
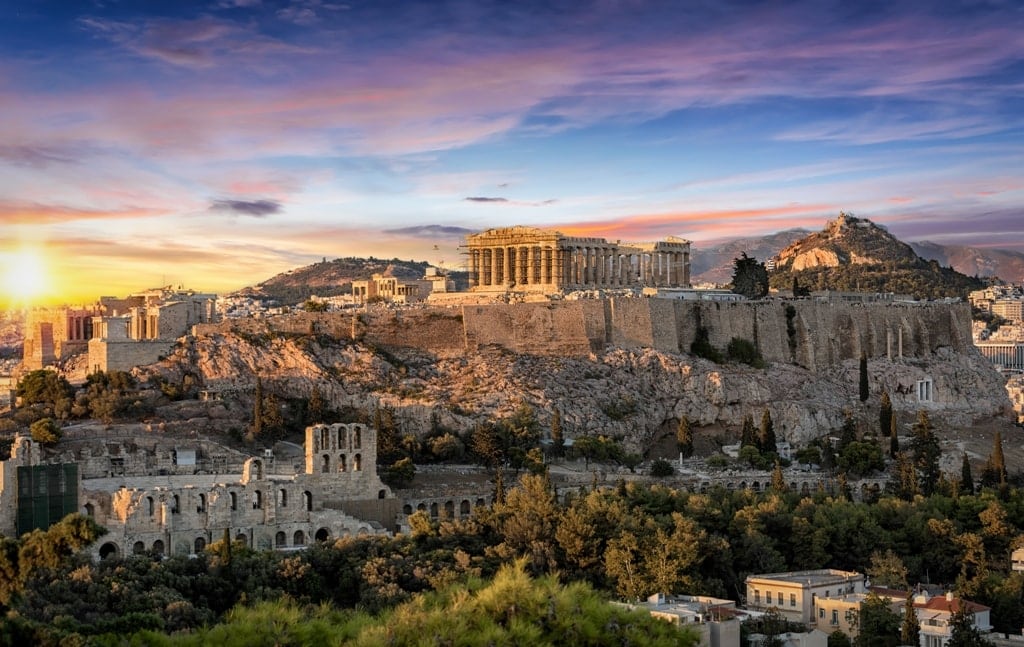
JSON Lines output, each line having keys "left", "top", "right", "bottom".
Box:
{"left": 914, "top": 597, "right": 990, "bottom": 613}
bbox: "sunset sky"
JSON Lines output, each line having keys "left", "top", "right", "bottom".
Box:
{"left": 1, "top": 0, "right": 1023, "bottom": 307}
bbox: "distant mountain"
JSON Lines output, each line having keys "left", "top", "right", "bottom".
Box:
{"left": 910, "top": 241, "right": 1024, "bottom": 283}
{"left": 767, "top": 213, "right": 984, "bottom": 299}
{"left": 690, "top": 229, "right": 810, "bottom": 284}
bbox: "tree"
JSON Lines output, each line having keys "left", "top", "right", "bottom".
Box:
{"left": 382, "top": 457, "right": 415, "bottom": 488}
{"left": 980, "top": 431, "right": 1007, "bottom": 490}
{"left": 855, "top": 592, "right": 901, "bottom": 647}
{"left": 867, "top": 549, "right": 908, "bottom": 589}
{"left": 252, "top": 376, "right": 263, "bottom": 437}
{"left": 307, "top": 386, "right": 326, "bottom": 425}
{"left": 961, "top": 454, "right": 975, "bottom": 495}
{"left": 29, "top": 418, "right": 61, "bottom": 446}
{"left": 650, "top": 459, "right": 675, "bottom": 477}
{"left": 759, "top": 409, "right": 777, "bottom": 454}
{"left": 549, "top": 408, "right": 564, "bottom": 458}
{"left": 771, "top": 461, "right": 788, "bottom": 493}
{"left": 16, "top": 370, "right": 73, "bottom": 407}
{"left": 900, "top": 594, "right": 920, "bottom": 647}
{"left": 889, "top": 410, "right": 899, "bottom": 459}
{"left": 676, "top": 416, "right": 694, "bottom": 458}
{"left": 947, "top": 605, "right": 992, "bottom": 647}
{"left": 911, "top": 410, "right": 941, "bottom": 496}
{"left": 731, "top": 252, "right": 769, "bottom": 299}
{"left": 859, "top": 352, "right": 869, "bottom": 402}
{"left": 879, "top": 391, "right": 893, "bottom": 440}
{"left": 740, "top": 414, "right": 757, "bottom": 448}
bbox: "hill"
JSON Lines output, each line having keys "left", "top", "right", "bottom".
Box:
{"left": 910, "top": 241, "right": 1024, "bottom": 283}
{"left": 235, "top": 257, "right": 433, "bottom": 304}
{"left": 768, "top": 213, "right": 984, "bottom": 299}
{"left": 690, "top": 229, "right": 809, "bottom": 284}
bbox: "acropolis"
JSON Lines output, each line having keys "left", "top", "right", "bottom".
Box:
{"left": 465, "top": 226, "right": 691, "bottom": 293}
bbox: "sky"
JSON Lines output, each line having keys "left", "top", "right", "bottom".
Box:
{"left": 1, "top": 0, "right": 1023, "bottom": 307}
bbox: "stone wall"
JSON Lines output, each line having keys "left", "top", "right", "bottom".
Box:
{"left": 88, "top": 338, "right": 177, "bottom": 373}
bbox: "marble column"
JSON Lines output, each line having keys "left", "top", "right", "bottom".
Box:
{"left": 503, "top": 246, "right": 512, "bottom": 286}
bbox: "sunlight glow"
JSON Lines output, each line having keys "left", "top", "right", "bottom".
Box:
{"left": 1, "top": 247, "right": 52, "bottom": 307}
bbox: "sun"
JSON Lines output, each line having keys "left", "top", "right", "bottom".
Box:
{"left": 1, "top": 247, "right": 51, "bottom": 307}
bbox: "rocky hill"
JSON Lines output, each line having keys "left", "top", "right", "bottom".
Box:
{"left": 690, "top": 229, "right": 809, "bottom": 285}
{"left": 235, "top": 257, "right": 431, "bottom": 304}
{"left": 768, "top": 213, "right": 984, "bottom": 299}
{"left": 911, "top": 241, "right": 1024, "bottom": 283}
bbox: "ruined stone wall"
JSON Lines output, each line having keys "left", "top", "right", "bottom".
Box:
{"left": 88, "top": 338, "right": 175, "bottom": 373}
{"left": 461, "top": 303, "right": 594, "bottom": 355}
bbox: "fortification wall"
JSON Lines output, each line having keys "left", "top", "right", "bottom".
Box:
{"left": 461, "top": 303, "right": 594, "bottom": 355}
{"left": 89, "top": 339, "right": 176, "bottom": 373}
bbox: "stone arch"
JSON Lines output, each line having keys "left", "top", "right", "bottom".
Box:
{"left": 133, "top": 541, "right": 145, "bottom": 555}
{"left": 353, "top": 454, "right": 362, "bottom": 471}
{"left": 337, "top": 427, "right": 345, "bottom": 449}
{"left": 293, "top": 530, "right": 305, "bottom": 546}
{"left": 235, "top": 533, "right": 248, "bottom": 547}
{"left": 198, "top": 493, "right": 207, "bottom": 513}
{"left": 338, "top": 454, "right": 346, "bottom": 472}
{"left": 194, "top": 537, "right": 206, "bottom": 553}
{"left": 430, "top": 502, "right": 438, "bottom": 518}
{"left": 444, "top": 500, "right": 454, "bottom": 518}
{"left": 319, "top": 426, "right": 329, "bottom": 450}
{"left": 801, "top": 482, "right": 811, "bottom": 495}
{"left": 403, "top": 504, "right": 413, "bottom": 515}
{"left": 279, "top": 488, "right": 288, "bottom": 507}
{"left": 353, "top": 427, "right": 361, "bottom": 449}
{"left": 475, "top": 498, "right": 485, "bottom": 508}
{"left": 152, "top": 540, "right": 165, "bottom": 556}
{"left": 303, "top": 490, "right": 313, "bottom": 511}
{"left": 146, "top": 496, "right": 155, "bottom": 516}
{"left": 253, "top": 490, "right": 263, "bottom": 509}
{"left": 84, "top": 502, "right": 95, "bottom": 517}
{"left": 230, "top": 492, "right": 238, "bottom": 511}
{"left": 242, "top": 458, "right": 264, "bottom": 483}
{"left": 99, "top": 542, "right": 119, "bottom": 560}
{"left": 751, "top": 481, "right": 761, "bottom": 492}
{"left": 739, "top": 481, "right": 747, "bottom": 490}
{"left": 321, "top": 454, "right": 330, "bottom": 473}
{"left": 315, "top": 528, "right": 330, "bottom": 542}
{"left": 378, "top": 489, "right": 386, "bottom": 499}
{"left": 417, "top": 502, "right": 426, "bottom": 512}
{"left": 172, "top": 494, "right": 180, "bottom": 513}
{"left": 460, "top": 500, "right": 471, "bottom": 515}
{"left": 357, "top": 527, "right": 369, "bottom": 537}
{"left": 275, "top": 531, "right": 286, "bottom": 547}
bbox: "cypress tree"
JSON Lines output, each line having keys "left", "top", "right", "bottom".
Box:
{"left": 740, "top": 414, "right": 757, "bottom": 448}
{"left": 771, "top": 460, "right": 788, "bottom": 493}
{"left": 900, "top": 594, "right": 920, "bottom": 647}
{"left": 911, "top": 410, "right": 940, "bottom": 496}
{"left": 550, "top": 408, "right": 564, "bottom": 457}
{"left": 759, "top": 409, "right": 777, "bottom": 454}
{"left": 859, "top": 351, "right": 869, "bottom": 402}
{"left": 991, "top": 431, "right": 1007, "bottom": 486}
{"left": 879, "top": 391, "right": 893, "bottom": 438}
{"left": 676, "top": 416, "right": 694, "bottom": 458}
{"left": 889, "top": 412, "right": 899, "bottom": 458}
{"left": 252, "top": 376, "right": 263, "bottom": 437}
{"left": 960, "top": 454, "right": 974, "bottom": 495}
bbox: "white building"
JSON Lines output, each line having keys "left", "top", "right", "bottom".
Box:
{"left": 913, "top": 592, "right": 991, "bottom": 647}
{"left": 745, "top": 569, "right": 865, "bottom": 624}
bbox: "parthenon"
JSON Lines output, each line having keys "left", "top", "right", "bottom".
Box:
{"left": 465, "top": 226, "right": 691, "bottom": 293}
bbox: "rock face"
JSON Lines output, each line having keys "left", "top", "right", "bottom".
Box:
{"left": 151, "top": 300, "right": 1012, "bottom": 452}
{"left": 776, "top": 212, "right": 919, "bottom": 271}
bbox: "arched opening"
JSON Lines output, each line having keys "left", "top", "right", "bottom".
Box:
{"left": 275, "top": 531, "right": 286, "bottom": 547}
{"left": 293, "top": 530, "right": 305, "bottom": 546}
{"left": 194, "top": 537, "right": 206, "bottom": 553}
{"left": 303, "top": 491, "right": 313, "bottom": 511}
{"left": 152, "top": 540, "right": 165, "bottom": 556}
{"left": 353, "top": 454, "right": 361, "bottom": 471}
{"left": 378, "top": 489, "right": 386, "bottom": 499}
{"left": 429, "top": 502, "right": 438, "bottom": 518}
{"left": 353, "top": 428, "right": 361, "bottom": 449}
{"left": 198, "top": 493, "right": 207, "bottom": 513}
{"left": 230, "top": 492, "right": 238, "bottom": 511}
{"left": 172, "top": 495, "right": 180, "bottom": 514}
{"left": 444, "top": 501, "right": 454, "bottom": 518}
{"left": 338, "top": 455, "right": 346, "bottom": 472}
{"left": 751, "top": 482, "right": 761, "bottom": 492}
{"left": 460, "top": 500, "right": 471, "bottom": 515}
{"left": 253, "top": 490, "right": 263, "bottom": 509}
{"left": 417, "top": 503, "right": 426, "bottom": 512}
{"left": 146, "top": 496, "right": 155, "bottom": 516}
{"left": 321, "top": 454, "right": 330, "bottom": 473}
{"left": 253, "top": 460, "right": 263, "bottom": 480}
{"left": 235, "top": 533, "right": 248, "bottom": 547}
{"left": 475, "top": 498, "right": 485, "bottom": 507}
{"left": 279, "top": 489, "right": 288, "bottom": 507}
{"left": 132, "top": 541, "right": 145, "bottom": 555}
{"left": 315, "top": 528, "right": 330, "bottom": 542}
{"left": 337, "top": 428, "right": 345, "bottom": 449}
{"left": 320, "top": 427, "right": 329, "bottom": 450}
{"left": 99, "top": 542, "right": 119, "bottom": 560}
{"left": 84, "top": 503, "right": 95, "bottom": 517}
{"left": 402, "top": 504, "right": 413, "bottom": 515}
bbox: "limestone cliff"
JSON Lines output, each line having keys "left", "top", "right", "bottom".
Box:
{"left": 149, "top": 302, "right": 1012, "bottom": 453}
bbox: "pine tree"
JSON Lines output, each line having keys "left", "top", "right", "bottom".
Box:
{"left": 676, "top": 416, "right": 693, "bottom": 458}
{"left": 889, "top": 411, "right": 899, "bottom": 459}
{"left": 859, "top": 351, "right": 869, "bottom": 402}
{"left": 838, "top": 414, "right": 857, "bottom": 452}
{"left": 740, "top": 414, "right": 757, "bottom": 448}
{"left": 493, "top": 467, "right": 506, "bottom": 505}
{"left": 911, "top": 410, "right": 941, "bottom": 496}
{"left": 759, "top": 409, "right": 777, "bottom": 454}
{"left": 900, "top": 594, "right": 920, "bottom": 647}
{"left": 991, "top": 431, "right": 1007, "bottom": 486}
{"left": 960, "top": 454, "right": 974, "bottom": 495}
{"left": 894, "top": 451, "right": 919, "bottom": 500}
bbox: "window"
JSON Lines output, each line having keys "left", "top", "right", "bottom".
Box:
{"left": 754, "top": 590, "right": 761, "bottom": 605}
{"left": 790, "top": 593, "right": 796, "bottom": 607}
{"left": 819, "top": 608, "right": 825, "bottom": 620}
{"left": 831, "top": 610, "right": 839, "bottom": 626}
{"left": 766, "top": 592, "right": 772, "bottom": 605}
{"left": 198, "top": 493, "right": 207, "bottom": 513}
{"left": 279, "top": 488, "right": 287, "bottom": 507}
{"left": 230, "top": 492, "right": 237, "bottom": 511}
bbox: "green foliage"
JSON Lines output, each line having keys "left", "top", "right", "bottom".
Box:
{"left": 690, "top": 326, "right": 723, "bottom": 363}
{"left": 855, "top": 592, "right": 901, "bottom": 647}
{"left": 900, "top": 593, "right": 920, "bottom": 647}
{"left": 859, "top": 352, "right": 869, "bottom": 402}
{"left": 382, "top": 457, "right": 416, "bottom": 488}
{"left": 302, "top": 299, "right": 329, "bottom": 312}
{"left": 726, "top": 337, "right": 765, "bottom": 368}
{"left": 650, "top": 459, "right": 675, "bottom": 478}
{"left": 837, "top": 440, "right": 885, "bottom": 477}
{"left": 730, "top": 252, "right": 769, "bottom": 299}
{"left": 601, "top": 397, "right": 637, "bottom": 421}
{"left": 759, "top": 410, "right": 777, "bottom": 454}
{"left": 676, "top": 417, "right": 693, "bottom": 458}
{"left": 911, "top": 410, "right": 941, "bottom": 496}
{"left": 16, "top": 370, "right": 74, "bottom": 407}
{"left": 29, "top": 417, "right": 61, "bottom": 445}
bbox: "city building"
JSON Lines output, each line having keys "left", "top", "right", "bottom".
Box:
{"left": 745, "top": 569, "right": 866, "bottom": 624}
{"left": 465, "top": 225, "right": 691, "bottom": 294}
{"left": 814, "top": 592, "right": 903, "bottom": 638}
{"left": 913, "top": 592, "right": 991, "bottom": 647}
{"left": 1012, "top": 547, "right": 1024, "bottom": 572}
{"left": 617, "top": 593, "right": 741, "bottom": 647}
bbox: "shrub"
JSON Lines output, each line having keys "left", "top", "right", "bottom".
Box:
{"left": 726, "top": 337, "right": 765, "bottom": 368}
{"left": 650, "top": 458, "right": 675, "bottom": 477}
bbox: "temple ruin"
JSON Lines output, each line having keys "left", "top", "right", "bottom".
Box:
{"left": 465, "top": 226, "right": 691, "bottom": 293}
